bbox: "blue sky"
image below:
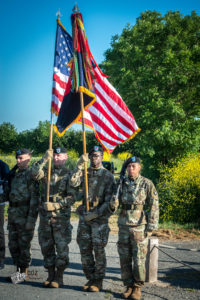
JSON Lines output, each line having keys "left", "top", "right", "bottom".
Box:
{"left": 0, "top": 0, "right": 199, "bottom": 132}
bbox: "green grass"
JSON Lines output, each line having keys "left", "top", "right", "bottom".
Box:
{"left": 159, "top": 221, "right": 200, "bottom": 230}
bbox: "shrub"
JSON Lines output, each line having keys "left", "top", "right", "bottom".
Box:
{"left": 117, "top": 152, "right": 132, "bottom": 161}
{"left": 158, "top": 153, "right": 200, "bottom": 224}
{"left": 103, "top": 152, "right": 111, "bottom": 161}
{"left": 0, "top": 155, "right": 17, "bottom": 169}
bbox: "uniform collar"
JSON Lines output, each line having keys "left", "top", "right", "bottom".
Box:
{"left": 54, "top": 164, "right": 65, "bottom": 169}
{"left": 128, "top": 174, "right": 141, "bottom": 183}
{"left": 18, "top": 167, "right": 28, "bottom": 173}
{"left": 90, "top": 164, "right": 103, "bottom": 170}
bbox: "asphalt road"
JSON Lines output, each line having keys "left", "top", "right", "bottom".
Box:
{"left": 0, "top": 220, "right": 200, "bottom": 300}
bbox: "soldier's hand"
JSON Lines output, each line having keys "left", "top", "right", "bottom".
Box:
{"left": 109, "top": 196, "right": 119, "bottom": 211}
{"left": 44, "top": 149, "right": 53, "bottom": 161}
{"left": 65, "top": 195, "right": 74, "bottom": 206}
{"left": 84, "top": 211, "right": 98, "bottom": 222}
{"left": 25, "top": 222, "right": 34, "bottom": 231}
{"left": 77, "top": 153, "right": 89, "bottom": 170}
{"left": 43, "top": 202, "right": 61, "bottom": 211}
{"left": 76, "top": 205, "right": 85, "bottom": 216}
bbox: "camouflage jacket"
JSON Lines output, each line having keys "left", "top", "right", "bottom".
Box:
{"left": 118, "top": 175, "right": 159, "bottom": 231}
{"left": 70, "top": 166, "right": 115, "bottom": 222}
{"left": 6, "top": 168, "right": 39, "bottom": 226}
{"left": 31, "top": 158, "right": 77, "bottom": 218}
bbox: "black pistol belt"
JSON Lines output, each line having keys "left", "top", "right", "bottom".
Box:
{"left": 10, "top": 200, "right": 29, "bottom": 207}
{"left": 121, "top": 204, "right": 143, "bottom": 210}
{"left": 41, "top": 196, "right": 60, "bottom": 202}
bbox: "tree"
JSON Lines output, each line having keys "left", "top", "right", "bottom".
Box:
{"left": 0, "top": 122, "right": 18, "bottom": 153}
{"left": 17, "top": 121, "right": 98, "bottom": 156}
{"left": 101, "top": 10, "right": 200, "bottom": 181}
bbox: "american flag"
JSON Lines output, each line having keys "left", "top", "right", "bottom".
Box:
{"left": 52, "top": 19, "right": 140, "bottom": 152}
{"left": 77, "top": 66, "right": 140, "bottom": 152}
{"left": 51, "top": 19, "right": 73, "bottom": 116}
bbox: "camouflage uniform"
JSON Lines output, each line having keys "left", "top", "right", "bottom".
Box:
{"left": 117, "top": 174, "right": 159, "bottom": 287}
{"left": 70, "top": 166, "right": 115, "bottom": 282}
{"left": 0, "top": 160, "right": 9, "bottom": 268}
{"left": 6, "top": 168, "right": 39, "bottom": 269}
{"left": 31, "top": 157, "right": 76, "bottom": 270}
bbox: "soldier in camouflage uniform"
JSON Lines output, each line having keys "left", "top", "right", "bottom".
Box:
{"left": 31, "top": 147, "right": 77, "bottom": 288}
{"left": 5, "top": 149, "right": 39, "bottom": 280}
{"left": 0, "top": 159, "right": 9, "bottom": 270}
{"left": 70, "top": 146, "right": 115, "bottom": 292}
{"left": 110, "top": 156, "right": 159, "bottom": 300}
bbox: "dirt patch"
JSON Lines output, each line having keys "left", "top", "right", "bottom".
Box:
{"left": 153, "top": 228, "right": 200, "bottom": 241}
{"left": 108, "top": 215, "right": 200, "bottom": 241}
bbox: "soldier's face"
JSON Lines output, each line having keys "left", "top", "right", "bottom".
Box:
{"left": 127, "top": 162, "right": 141, "bottom": 179}
{"left": 53, "top": 153, "right": 68, "bottom": 166}
{"left": 89, "top": 151, "right": 103, "bottom": 168}
{"left": 16, "top": 154, "right": 31, "bottom": 169}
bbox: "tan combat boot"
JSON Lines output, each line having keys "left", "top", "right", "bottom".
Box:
{"left": 43, "top": 266, "right": 55, "bottom": 287}
{"left": 82, "top": 279, "right": 94, "bottom": 291}
{"left": 122, "top": 286, "right": 133, "bottom": 299}
{"left": 130, "top": 287, "right": 141, "bottom": 300}
{"left": 89, "top": 279, "right": 103, "bottom": 292}
{"left": 50, "top": 267, "right": 65, "bottom": 288}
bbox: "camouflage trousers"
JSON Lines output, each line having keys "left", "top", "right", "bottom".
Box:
{"left": 38, "top": 214, "right": 72, "bottom": 269}
{"left": 117, "top": 224, "right": 148, "bottom": 286}
{"left": 77, "top": 218, "right": 110, "bottom": 280}
{"left": 0, "top": 205, "right": 5, "bottom": 262}
{"left": 8, "top": 221, "right": 34, "bottom": 268}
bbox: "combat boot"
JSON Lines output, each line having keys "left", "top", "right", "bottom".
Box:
{"left": 130, "top": 287, "right": 141, "bottom": 300}
{"left": 89, "top": 279, "right": 103, "bottom": 292}
{"left": 82, "top": 279, "right": 94, "bottom": 291}
{"left": 122, "top": 286, "right": 133, "bottom": 299}
{"left": 43, "top": 266, "right": 55, "bottom": 287}
{"left": 50, "top": 266, "right": 65, "bottom": 288}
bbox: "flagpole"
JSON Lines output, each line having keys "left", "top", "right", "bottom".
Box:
{"left": 46, "top": 12, "right": 62, "bottom": 202}
{"left": 46, "top": 116, "right": 53, "bottom": 202}
{"left": 80, "top": 91, "right": 89, "bottom": 212}
{"left": 72, "top": 4, "right": 89, "bottom": 212}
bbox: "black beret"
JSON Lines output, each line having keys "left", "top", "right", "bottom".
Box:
{"left": 89, "top": 145, "right": 103, "bottom": 155}
{"left": 126, "top": 156, "right": 141, "bottom": 165}
{"left": 54, "top": 147, "right": 67, "bottom": 154}
{"left": 16, "top": 148, "right": 32, "bottom": 158}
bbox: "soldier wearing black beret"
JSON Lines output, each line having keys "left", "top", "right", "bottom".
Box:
{"left": 69, "top": 145, "right": 115, "bottom": 292}
{"left": 110, "top": 156, "right": 159, "bottom": 300}
{"left": 31, "top": 146, "right": 77, "bottom": 288}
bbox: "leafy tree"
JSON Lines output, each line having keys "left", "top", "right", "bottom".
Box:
{"left": 101, "top": 10, "right": 200, "bottom": 181}
{"left": 18, "top": 129, "right": 36, "bottom": 152}
{"left": 16, "top": 121, "right": 98, "bottom": 156}
{"left": 0, "top": 122, "right": 18, "bottom": 153}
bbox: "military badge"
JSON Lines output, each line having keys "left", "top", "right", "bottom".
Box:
{"left": 56, "top": 147, "right": 61, "bottom": 154}
{"left": 16, "top": 150, "right": 21, "bottom": 156}
{"left": 131, "top": 156, "right": 136, "bottom": 162}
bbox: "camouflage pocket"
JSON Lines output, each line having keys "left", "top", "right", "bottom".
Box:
{"left": 99, "top": 225, "right": 110, "bottom": 247}
{"left": 130, "top": 225, "right": 146, "bottom": 242}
